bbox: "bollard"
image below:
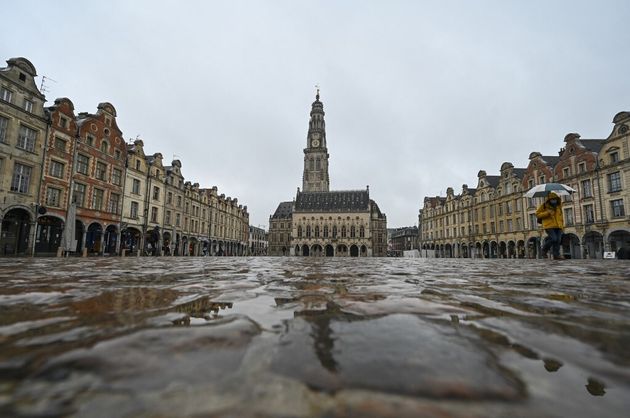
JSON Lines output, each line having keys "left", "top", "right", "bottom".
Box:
{"left": 121, "top": 249, "right": 126, "bottom": 257}
{"left": 82, "top": 248, "right": 88, "bottom": 258}
{"left": 56, "top": 247, "right": 63, "bottom": 257}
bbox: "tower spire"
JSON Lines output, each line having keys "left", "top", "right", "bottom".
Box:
{"left": 302, "top": 89, "right": 330, "bottom": 192}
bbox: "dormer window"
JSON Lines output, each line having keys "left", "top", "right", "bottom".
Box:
{"left": 59, "top": 116, "right": 68, "bottom": 129}
{"left": 135, "top": 159, "right": 140, "bottom": 170}
{"left": 19, "top": 72, "right": 26, "bottom": 82}
{"left": 100, "top": 140, "right": 109, "bottom": 154}
{"left": 610, "top": 151, "right": 619, "bottom": 164}
{"left": 86, "top": 134, "right": 94, "bottom": 146}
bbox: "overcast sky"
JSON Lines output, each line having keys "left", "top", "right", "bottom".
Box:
{"left": 3, "top": 1, "right": 629, "bottom": 228}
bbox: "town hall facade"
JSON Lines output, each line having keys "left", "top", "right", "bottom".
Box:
{"left": 268, "top": 91, "right": 387, "bottom": 257}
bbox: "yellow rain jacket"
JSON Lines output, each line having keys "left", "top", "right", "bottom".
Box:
{"left": 535, "top": 192, "right": 564, "bottom": 229}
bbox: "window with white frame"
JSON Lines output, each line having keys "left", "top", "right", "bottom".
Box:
{"left": 132, "top": 178, "right": 141, "bottom": 194}
{"left": 46, "top": 187, "right": 62, "bottom": 207}
{"left": 151, "top": 207, "right": 158, "bottom": 223}
{"left": 111, "top": 168, "right": 122, "bottom": 186}
{"left": 108, "top": 193, "right": 120, "bottom": 214}
{"left": 17, "top": 125, "right": 37, "bottom": 152}
{"left": 0, "top": 115, "right": 8, "bottom": 143}
{"left": 54, "top": 136, "right": 66, "bottom": 152}
{"left": 23, "top": 99, "right": 33, "bottom": 113}
{"left": 581, "top": 179, "right": 592, "bottom": 198}
{"left": 92, "top": 188, "right": 104, "bottom": 210}
{"left": 49, "top": 160, "right": 64, "bottom": 178}
{"left": 608, "top": 172, "right": 622, "bottom": 193}
{"left": 95, "top": 162, "right": 107, "bottom": 180}
{"left": 130, "top": 201, "right": 139, "bottom": 219}
{"left": 11, "top": 163, "right": 31, "bottom": 193}
{"left": 564, "top": 207, "right": 574, "bottom": 226}
{"left": 76, "top": 154, "right": 89, "bottom": 175}
{"left": 583, "top": 204, "right": 595, "bottom": 223}
{"left": 73, "top": 183, "right": 86, "bottom": 206}
{"left": 611, "top": 199, "right": 625, "bottom": 218}
{"left": 0, "top": 87, "right": 13, "bottom": 103}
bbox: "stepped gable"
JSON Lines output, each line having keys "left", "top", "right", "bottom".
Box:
{"left": 295, "top": 190, "right": 370, "bottom": 212}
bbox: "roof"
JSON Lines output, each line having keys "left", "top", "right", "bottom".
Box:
{"left": 295, "top": 190, "right": 369, "bottom": 212}
{"left": 486, "top": 175, "right": 501, "bottom": 188}
{"left": 541, "top": 155, "right": 560, "bottom": 166}
{"left": 580, "top": 139, "right": 605, "bottom": 153}
{"left": 272, "top": 201, "right": 293, "bottom": 219}
{"left": 512, "top": 168, "right": 527, "bottom": 178}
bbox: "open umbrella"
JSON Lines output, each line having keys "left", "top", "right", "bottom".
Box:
{"left": 60, "top": 203, "right": 77, "bottom": 255}
{"left": 523, "top": 183, "right": 576, "bottom": 198}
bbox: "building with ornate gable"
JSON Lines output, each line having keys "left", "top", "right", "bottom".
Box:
{"left": 268, "top": 91, "right": 387, "bottom": 257}
{"left": 419, "top": 111, "right": 630, "bottom": 259}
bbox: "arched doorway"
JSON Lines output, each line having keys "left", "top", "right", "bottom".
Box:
{"left": 445, "top": 243, "right": 452, "bottom": 258}
{"left": 294, "top": 245, "right": 300, "bottom": 256}
{"left": 608, "top": 230, "right": 630, "bottom": 259}
{"left": 311, "top": 244, "right": 322, "bottom": 257}
{"left": 35, "top": 215, "right": 63, "bottom": 255}
{"left": 189, "top": 238, "right": 198, "bottom": 256}
{"left": 517, "top": 240, "right": 525, "bottom": 259}
{"left": 325, "top": 244, "right": 334, "bottom": 257}
{"left": 490, "top": 241, "right": 498, "bottom": 258}
{"left": 507, "top": 241, "right": 515, "bottom": 258}
{"left": 475, "top": 242, "right": 482, "bottom": 258}
{"left": 360, "top": 245, "right": 367, "bottom": 256}
{"left": 162, "top": 232, "right": 172, "bottom": 255}
{"left": 281, "top": 246, "right": 287, "bottom": 256}
{"left": 482, "top": 242, "right": 490, "bottom": 258}
{"left": 337, "top": 244, "right": 348, "bottom": 257}
{"left": 499, "top": 241, "right": 507, "bottom": 258}
{"left": 302, "top": 244, "right": 310, "bottom": 256}
{"left": 461, "top": 243, "right": 469, "bottom": 258}
{"left": 0, "top": 208, "right": 31, "bottom": 255}
{"left": 527, "top": 237, "right": 540, "bottom": 259}
{"left": 104, "top": 225, "right": 118, "bottom": 255}
{"left": 561, "top": 233, "right": 580, "bottom": 259}
{"left": 350, "top": 244, "right": 359, "bottom": 257}
{"left": 121, "top": 227, "right": 141, "bottom": 255}
{"left": 86, "top": 223, "right": 103, "bottom": 255}
{"left": 583, "top": 231, "right": 603, "bottom": 259}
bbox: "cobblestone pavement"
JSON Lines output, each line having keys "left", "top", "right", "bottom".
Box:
{"left": 0, "top": 257, "right": 628, "bottom": 417}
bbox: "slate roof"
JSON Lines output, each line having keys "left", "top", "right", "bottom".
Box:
{"left": 513, "top": 168, "right": 527, "bottom": 178}
{"left": 272, "top": 201, "right": 293, "bottom": 219}
{"left": 541, "top": 155, "right": 560, "bottom": 166}
{"left": 486, "top": 175, "right": 501, "bottom": 188}
{"left": 295, "top": 190, "right": 370, "bottom": 212}
{"left": 580, "top": 139, "right": 605, "bottom": 153}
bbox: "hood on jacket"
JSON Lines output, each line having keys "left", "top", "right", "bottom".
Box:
{"left": 545, "top": 192, "right": 560, "bottom": 204}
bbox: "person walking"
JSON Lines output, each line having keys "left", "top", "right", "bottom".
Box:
{"left": 536, "top": 192, "right": 565, "bottom": 259}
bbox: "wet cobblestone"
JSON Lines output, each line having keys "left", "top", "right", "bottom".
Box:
{"left": 0, "top": 257, "right": 629, "bottom": 417}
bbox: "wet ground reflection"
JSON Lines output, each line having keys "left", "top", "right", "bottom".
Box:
{"left": 0, "top": 257, "right": 628, "bottom": 417}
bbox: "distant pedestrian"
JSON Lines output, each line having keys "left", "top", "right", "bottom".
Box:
{"left": 536, "top": 192, "right": 564, "bottom": 260}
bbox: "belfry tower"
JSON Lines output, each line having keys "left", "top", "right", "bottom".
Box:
{"left": 302, "top": 89, "right": 330, "bottom": 192}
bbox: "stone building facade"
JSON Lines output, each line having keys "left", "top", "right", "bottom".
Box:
{"left": 269, "top": 91, "right": 387, "bottom": 257}
{"left": 0, "top": 58, "right": 48, "bottom": 255}
{"left": 419, "top": 112, "right": 630, "bottom": 259}
{"left": 248, "top": 225, "right": 268, "bottom": 255}
{"left": 389, "top": 226, "right": 419, "bottom": 257}
{"left": 0, "top": 56, "right": 250, "bottom": 257}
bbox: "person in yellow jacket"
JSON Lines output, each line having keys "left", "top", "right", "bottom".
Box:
{"left": 536, "top": 192, "right": 565, "bottom": 259}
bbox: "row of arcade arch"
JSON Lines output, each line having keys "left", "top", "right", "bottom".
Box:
{"left": 0, "top": 207, "right": 247, "bottom": 257}
{"left": 293, "top": 243, "right": 369, "bottom": 257}
{"left": 421, "top": 230, "right": 630, "bottom": 259}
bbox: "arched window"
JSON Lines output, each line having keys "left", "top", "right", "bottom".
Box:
{"left": 323, "top": 225, "right": 328, "bottom": 238}
{"left": 306, "top": 225, "right": 311, "bottom": 238}
{"left": 341, "top": 226, "right": 347, "bottom": 238}
{"left": 315, "top": 226, "right": 320, "bottom": 237}
{"left": 297, "top": 225, "right": 302, "bottom": 238}
{"left": 315, "top": 158, "right": 321, "bottom": 170}
{"left": 100, "top": 141, "right": 109, "bottom": 153}
{"left": 309, "top": 158, "right": 314, "bottom": 170}
{"left": 332, "top": 225, "right": 337, "bottom": 238}
{"left": 350, "top": 226, "right": 356, "bottom": 238}
{"left": 359, "top": 226, "right": 365, "bottom": 238}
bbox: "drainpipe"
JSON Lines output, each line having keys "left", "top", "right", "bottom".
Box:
{"left": 595, "top": 160, "right": 607, "bottom": 253}
{"left": 31, "top": 115, "right": 51, "bottom": 256}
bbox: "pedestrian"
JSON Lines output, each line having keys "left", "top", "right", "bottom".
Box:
{"left": 536, "top": 192, "right": 565, "bottom": 259}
